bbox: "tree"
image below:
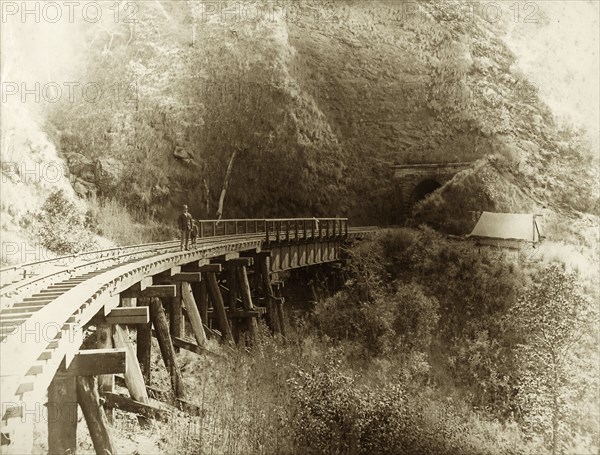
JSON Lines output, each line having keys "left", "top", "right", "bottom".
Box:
{"left": 216, "top": 149, "right": 238, "bottom": 221}
{"left": 509, "top": 264, "right": 596, "bottom": 454}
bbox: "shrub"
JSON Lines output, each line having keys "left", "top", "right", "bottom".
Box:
{"left": 289, "top": 361, "right": 517, "bottom": 455}
{"left": 314, "top": 282, "right": 439, "bottom": 358}
{"left": 390, "top": 283, "right": 440, "bottom": 353}
{"left": 34, "top": 189, "right": 95, "bottom": 254}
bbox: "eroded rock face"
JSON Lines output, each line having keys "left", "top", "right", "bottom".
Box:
{"left": 73, "top": 178, "right": 97, "bottom": 199}
{"left": 65, "top": 153, "right": 122, "bottom": 198}
{"left": 66, "top": 153, "right": 95, "bottom": 182}
{"left": 173, "top": 146, "right": 196, "bottom": 164}
{"left": 94, "top": 157, "right": 124, "bottom": 196}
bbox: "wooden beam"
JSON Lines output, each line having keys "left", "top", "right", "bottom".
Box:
{"left": 237, "top": 265, "right": 258, "bottom": 343}
{"left": 154, "top": 266, "right": 181, "bottom": 278}
{"left": 48, "top": 368, "right": 77, "bottom": 455}
{"left": 149, "top": 329, "right": 224, "bottom": 357}
{"left": 192, "top": 281, "right": 209, "bottom": 324}
{"left": 2, "top": 304, "right": 45, "bottom": 313}
{"left": 143, "top": 384, "right": 204, "bottom": 416}
{"left": 77, "top": 375, "right": 116, "bottom": 455}
{"left": 254, "top": 253, "right": 263, "bottom": 296}
{"left": 171, "top": 336, "right": 222, "bottom": 359}
{"left": 154, "top": 272, "right": 202, "bottom": 283}
{"left": 182, "top": 259, "right": 210, "bottom": 268}
{"left": 123, "top": 277, "right": 153, "bottom": 294}
{"left": 207, "top": 309, "right": 262, "bottom": 318}
{"left": 104, "top": 307, "right": 150, "bottom": 325}
{"left": 203, "top": 323, "right": 221, "bottom": 340}
{"left": 65, "top": 348, "right": 127, "bottom": 376}
{"left": 237, "top": 267, "right": 258, "bottom": 313}
{"left": 122, "top": 284, "right": 177, "bottom": 298}
{"left": 103, "top": 392, "right": 171, "bottom": 421}
{"left": 205, "top": 272, "right": 234, "bottom": 345}
{"left": 137, "top": 321, "right": 152, "bottom": 383}
{"left": 181, "top": 282, "right": 207, "bottom": 347}
{"left": 260, "top": 255, "right": 281, "bottom": 334}
{"left": 95, "top": 323, "right": 114, "bottom": 422}
{"left": 273, "top": 283, "right": 288, "bottom": 338}
{"left": 213, "top": 252, "right": 239, "bottom": 262}
{"left": 169, "top": 284, "right": 184, "bottom": 345}
{"left": 227, "top": 265, "right": 239, "bottom": 342}
{"left": 224, "top": 257, "right": 254, "bottom": 268}
{"left": 149, "top": 298, "right": 185, "bottom": 398}
{"left": 181, "top": 263, "right": 222, "bottom": 273}
{"left": 136, "top": 298, "right": 152, "bottom": 383}
{"left": 112, "top": 325, "right": 150, "bottom": 413}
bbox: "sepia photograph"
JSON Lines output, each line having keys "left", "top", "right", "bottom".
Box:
{"left": 0, "top": 1, "right": 598, "bottom": 454}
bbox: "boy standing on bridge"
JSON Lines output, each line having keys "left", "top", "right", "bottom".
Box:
{"left": 190, "top": 221, "right": 199, "bottom": 248}
{"left": 178, "top": 204, "right": 193, "bottom": 250}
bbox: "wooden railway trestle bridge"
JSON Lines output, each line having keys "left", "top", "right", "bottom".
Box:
{"left": 0, "top": 218, "right": 376, "bottom": 455}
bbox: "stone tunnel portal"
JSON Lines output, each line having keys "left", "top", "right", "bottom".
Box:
{"left": 391, "top": 162, "right": 473, "bottom": 223}
{"left": 410, "top": 179, "right": 442, "bottom": 207}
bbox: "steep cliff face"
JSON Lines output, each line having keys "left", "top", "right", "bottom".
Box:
{"left": 1, "top": 0, "right": 597, "bottom": 256}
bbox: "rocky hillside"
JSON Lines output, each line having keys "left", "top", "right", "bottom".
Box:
{"left": 1, "top": 0, "right": 597, "bottom": 255}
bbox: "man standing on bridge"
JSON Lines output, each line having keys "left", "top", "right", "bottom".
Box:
{"left": 178, "top": 204, "right": 193, "bottom": 250}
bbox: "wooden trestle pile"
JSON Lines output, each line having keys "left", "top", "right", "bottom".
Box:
{"left": 46, "top": 251, "right": 287, "bottom": 455}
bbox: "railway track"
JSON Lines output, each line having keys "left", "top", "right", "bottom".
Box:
{"left": 1, "top": 234, "right": 264, "bottom": 412}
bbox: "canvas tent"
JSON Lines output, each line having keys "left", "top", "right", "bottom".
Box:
{"left": 468, "top": 212, "right": 542, "bottom": 249}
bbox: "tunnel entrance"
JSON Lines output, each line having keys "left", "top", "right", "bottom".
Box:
{"left": 410, "top": 179, "right": 442, "bottom": 206}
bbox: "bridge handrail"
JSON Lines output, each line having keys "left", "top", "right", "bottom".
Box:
{"left": 392, "top": 161, "right": 473, "bottom": 169}
{"left": 195, "top": 218, "right": 349, "bottom": 242}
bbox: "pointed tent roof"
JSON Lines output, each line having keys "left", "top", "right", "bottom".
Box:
{"left": 468, "top": 212, "right": 541, "bottom": 243}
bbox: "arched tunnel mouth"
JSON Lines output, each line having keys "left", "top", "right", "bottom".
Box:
{"left": 410, "top": 179, "right": 442, "bottom": 206}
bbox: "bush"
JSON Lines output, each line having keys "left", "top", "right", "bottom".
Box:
{"left": 391, "top": 283, "right": 440, "bottom": 353}
{"left": 314, "top": 282, "right": 439, "bottom": 358}
{"left": 34, "top": 189, "right": 95, "bottom": 254}
{"left": 289, "top": 361, "right": 518, "bottom": 455}
{"left": 330, "top": 228, "right": 598, "bottom": 453}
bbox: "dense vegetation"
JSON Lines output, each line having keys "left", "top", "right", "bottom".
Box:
{"left": 62, "top": 228, "right": 593, "bottom": 455}
{"left": 311, "top": 229, "right": 598, "bottom": 454}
